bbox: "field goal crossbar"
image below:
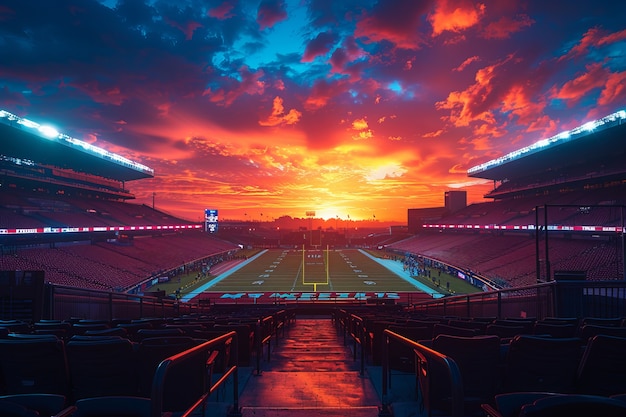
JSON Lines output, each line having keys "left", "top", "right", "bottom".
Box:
{"left": 302, "top": 245, "right": 329, "bottom": 291}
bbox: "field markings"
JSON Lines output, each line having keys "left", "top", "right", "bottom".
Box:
{"left": 184, "top": 248, "right": 443, "bottom": 297}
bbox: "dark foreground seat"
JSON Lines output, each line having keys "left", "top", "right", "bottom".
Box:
{"left": 66, "top": 336, "right": 138, "bottom": 400}
{"left": 433, "top": 334, "right": 502, "bottom": 415}
{"left": 519, "top": 394, "right": 626, "bottom": 417}
{"left": 0, "top": 394, "right": 74, "bottom": 417}
{"left": 0, "top": 336, "right": 70, "bottom": 396}
{"left": 576, "top": 335, "right": 626, "bottom": 396}
{"left": 482, "top": 392, "right": 560, "bottom": 417}
{"left": 136, "top": 336, "right": 203, "bottom": 398}
{"left": 71, "top": 396, "right": 151, "bottom": 417}
{"left": 502, "top": 335, "right": 582, "bottom": 394}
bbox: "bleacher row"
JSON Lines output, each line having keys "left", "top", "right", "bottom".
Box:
{"left": 431, "top": 185, "right": 626, "bottom": 228}
{"left": 0, "top": 231, "right": 238, "bottom": 291}
{"left": 335, "top": 307, "right": 626, "bottom": 417}
{"left": 0, "top": 307, "right": 293, "bottom": 417}
{"left": 0, "top": 190, "right": 190, "bottom": 229}
{"left": 389, "top": 232, "right": 622, "bottom": 285}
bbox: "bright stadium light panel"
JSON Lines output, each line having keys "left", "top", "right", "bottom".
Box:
{"left": 18, "top": 118, "right": 39, "bottom": 129}
{"left": 467, "top": 109, "right": 626, "bottom": 175}
{"left": 38, "top": 125, "right": 59, "bottom": 138}
{"left": 0, "top": 108, "right": 154, "bottom": 176}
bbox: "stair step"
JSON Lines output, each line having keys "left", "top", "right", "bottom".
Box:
{"left": 240, "top": 406, "right": 381, "bottom": 417}
{"left": 238, "top": 318, "right": 379, "bottom": 411}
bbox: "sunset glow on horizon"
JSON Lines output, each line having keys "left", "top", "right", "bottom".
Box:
{"left": 1, "top": 1, "right": 625, "bottom": 223}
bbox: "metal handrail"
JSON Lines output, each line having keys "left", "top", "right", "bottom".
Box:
{"left": 152, "top": 330, "right": 239, "bottom": 417}
{"left": 381, "top": 329, "right": 464, "bottom": 417}
{"left": 349, "top": 313, "right": 366, "bottom": 375}
{"left": 255, "top": 315, "right": 274, "bottom": 375}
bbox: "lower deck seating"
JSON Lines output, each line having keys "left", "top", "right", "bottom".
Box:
{"left": 336, "top": 308, "right": 626, "bottom": 416}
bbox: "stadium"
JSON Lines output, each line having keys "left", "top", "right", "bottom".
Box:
{"left": 1, "top": 108, "right": 626, "bottom": 417}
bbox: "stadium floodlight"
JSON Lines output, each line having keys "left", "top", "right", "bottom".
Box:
{"left": 0, "top": 110, "right": 18, "bottom": 121}
{"left": 467, "top": 109, "right": 626, "bottom": 175}
{"left": 38, "top": 125, "right": 59, "bottom": 138}
{"left": 18, "top": 118, "right": 39, "bottom": 129}
{"left": 581, "top": 121, "right": 596, "bottom": 132}
{"left": 556, "top": 131, "right": 570, "bottom": 140}
{"left": 0, "top": 108, "right": 154, "bottom": 177}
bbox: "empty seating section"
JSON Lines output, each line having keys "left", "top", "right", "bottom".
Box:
{"left": 0, "top": 307, "right": 624, "bottom": 416}
{"left": 1, "top": 187, "right": 244, "bottom": 291}
{"left": 389, "top": 230, "right": 622, "bottom": 285}
{"left": 0, "top": 232, "right": 239, "bottom": 291}
{"left": 336, "top": 307, "right": 626, "bottom": 417}
{"left": 0, "top": 189, "right": 194, "bottom": 230}
{"left": 103, "top": 233, "right": 237, "bottom": 273}
{"left": 0, "top": 207, "right": 49, "bottom": 229}
{"left": 0, "top": 307, "right": 288, "bottom": 415}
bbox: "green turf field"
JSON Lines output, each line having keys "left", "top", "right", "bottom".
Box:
{"left": 202, "top": 248, "right": 482, "bottom": 294}
{"left": 158, "top": 248, "right": 482, "bottom": 298}
{"left": 204, "top": 248, "right": 423, "bottom": 292}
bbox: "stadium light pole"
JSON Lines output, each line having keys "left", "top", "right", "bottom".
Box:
{"left": 622, "top": 206, "right": 626, "bottom": 280}
{"left": 535, "top": 206, "right": 541, "bottom": 282}
{"left": 544, "top": 204, "right": 550, "bottom": 281}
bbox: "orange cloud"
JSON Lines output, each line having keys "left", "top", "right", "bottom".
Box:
{"left": 352, "top": 118, "right": 369, "bottom": 130}
{"left": 554, "top": 63, "right": 608, "bottom": 104}
{"left": 597, "top": 28, "right": 626, "bottom": 46}
{"left": 453, "top": 56, "right": 480, "bottom": 72}
{"left": 501, "top": 85, "right": 548, "bottom": 128}
{"left": 423, "top": 129, "right": 444, "bottom": 138}
{"left": 204, "top": 66, "right": 266, "bottom": 106}
{"left": 559, "top": 27, "right": 626, "bottom": 62}
{"left": 526, "top": 115, "right": 558, "bottom": 136}
{"left": 352, "top": 130, "right": 373, "bottom": 140}
{"left": 429, "top": 0, "right": 485, "bottom": 37}
{"left": 259, "top": 96, "right": 302, "bottom": 127}
{"left": 481, "top": 14, "right": 534, "bottom": 39}
{"left": 560, "top": 28, "right": 603, "bottom": 61}
{"left": 354, "top": 1, "right": 429, "bottom": 50}
{"left": 436, "top": 65, "right": 498, "bottom": 127}
{"left": 598, "top": 71, "right": 626, "bottom": 106}
{"left": 303, "top": 79, "right": 348, "bottom": 111}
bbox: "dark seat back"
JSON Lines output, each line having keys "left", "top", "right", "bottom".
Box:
{"left": 136, "top": 336, "right": 202, "bottom": 397}
{"left": 433, "top": 334, "right": 501, "bottom": 414}
{"left": 66, "top": 336, "right": 138, "bottom": 400}
{"left": 503, "top": 335, "right": 582, "bottom": 393}
{"left": 0, "top": 337, "right": 70, "bottom": 396}
{"left": 519, "top": 394, "right": 626, "bottom": 417}
{"left": 577, "top": 335, "right": 626, "bottom": 396}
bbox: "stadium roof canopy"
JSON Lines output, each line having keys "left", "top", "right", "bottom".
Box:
{"left": 467, "top": 110, "right": 626, "bottom": 181}
{"left": 0, "top": 109, "right": 154, "bottom": 182}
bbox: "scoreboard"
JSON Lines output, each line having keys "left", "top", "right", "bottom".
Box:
{"left": 204, "top": 209, "right": 218, "bottom": 233}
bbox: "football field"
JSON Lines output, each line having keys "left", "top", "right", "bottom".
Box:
{"left": 191, "top": 248, "right": 433, "bottom": 295}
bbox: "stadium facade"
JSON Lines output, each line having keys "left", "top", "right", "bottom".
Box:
{"left": 397, "top": 110, "right": 626, "bottom": 287}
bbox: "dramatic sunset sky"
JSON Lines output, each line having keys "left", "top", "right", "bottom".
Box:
{"left": 1, "top": 0, "right": 625, "bottom": 223}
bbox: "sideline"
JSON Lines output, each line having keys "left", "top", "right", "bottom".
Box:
{"left": 181, "top": 249, "right": 268, "bottom": 302}
{"left": 358, "top": 249, "right": 445, "bottom": 298}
